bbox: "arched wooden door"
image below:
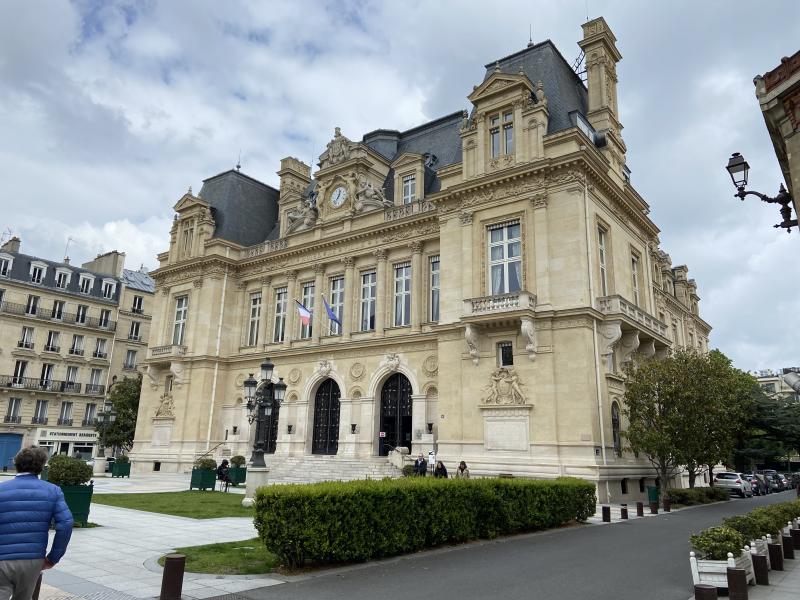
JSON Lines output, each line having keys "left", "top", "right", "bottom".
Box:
{"left": 379, "top": 373, "right": 413, "bottom": 456}
{"left": 312, "top": 379, "right": 341, "bottom": 455}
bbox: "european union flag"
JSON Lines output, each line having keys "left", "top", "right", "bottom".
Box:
{"left": 323, "top": 295, "right": 341, "bottom": 326}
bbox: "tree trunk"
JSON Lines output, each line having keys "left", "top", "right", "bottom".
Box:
{"left": 688, "top": 469, "right": 696, "bottom": 489}
{"left": 707, "top": 464, "right": 715, "bottom": 486}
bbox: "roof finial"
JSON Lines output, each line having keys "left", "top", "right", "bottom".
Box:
{"left": 528, "top": 24, "right": 533, "bottom": 47}
{"left": 494, "top": 61, "right": 501, "bottom": 73}
{"left": 236, "top": 149, "right": 241, "bottom": 172}
{"left": 188, "top": 185, "right": 192, "bottom": 195}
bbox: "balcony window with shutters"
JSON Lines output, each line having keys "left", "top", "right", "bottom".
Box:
{"left": 393, "top": 263, "right": 411, "bottom": 327}
{"left": 5, "top": 398, "right": 21, "bottom": 423}
{"left": 631, "top": 252, "right": 641, "bottom": 306}
{"left": 0, "top": 255, "right": 11, "bottom": 277}
{"left": 30, "top": 264, "right": 45, "bottom": 284}
{"left": 172, "top": 296, "right": 188, "bottom": 345}
{"left": 402, "top": 175, "right": 416, "bottom": 204}
{"left": 45, "top": 331, "right": 60, "bottom": 352}
{"left": 273, "top": 287, "right": 287, "bottom": 343}
{"left": 247, "top": 292, "right": 262, "bottom": 346}
{"left": 33, "top": 399, "right": 48, "bottom": 424}
{"left": 360, "top": 271, "right": 376, "bottom": 331}
{"left": 488, "top": 221, "right": 522, "bottom": 295}
{"left": 26, "top": 295, "right": 39, "bottom": 315}
{"left": 51, "top": 300, "right": 64, "bottom": 320}
{"left": 497, "top": 341, "right": 514, "bottom": 367}
{"left": 70, "top": 335, "right": 84, "bottom": 355}
{"left": 102, "top": 280, "right": 116, "bottom": 299}
{"left": 19, "top": 326, "right": 34, "bottom": 349}
{"left": 329, "top": 276, "right": 344, "bottom": 335}
{"left": 124, "top": 349, "right": 137, "bottom": 370}
{"left": 132, "top": 295, "right": 143, "bottom": 313}
{"left": 76, "top": 305, "right": 88, "bottom": 324}
{"left": 300, "top": 283, "right": 314, "bottom": 339}
{"left": 58, "top": 401, "right": 73, "bottom": 425}
{"left": 598, "top": 227, "right": 609, "bottom": 296}
{"left": 55, "top": 270, "right": 70, "bottom": 289}
{"left": 79, "top": 275, "right": 93, "bottom": 294}
{"left": 429, "top": 255, "right": 440, "bottom": 322}
{"left": 129, "top": 321, "right": 140, "bottom": 341}
{"left": 13, "top": 360, "right": 28, "bottom": 385}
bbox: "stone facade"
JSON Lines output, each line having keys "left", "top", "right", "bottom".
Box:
{"left": 129, "top": 17, "right": 711, "bottom": 502}
{"left": 0, "top": 237, "right": 154, "bottom": 466}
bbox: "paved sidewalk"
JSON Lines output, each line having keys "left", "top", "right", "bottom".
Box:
{"left": 43, "top": 504, "right": 283, "bottom": 599}
{"left": 90, "top": 472, "right": 246, "bottom": 495}
{"left": 736, "top": 552, "right": 800, "bottom": 599}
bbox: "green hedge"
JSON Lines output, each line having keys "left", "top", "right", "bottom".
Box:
{"left": 254, "top": 477, "right": 596, "bottom": 568}
{"left": 47, "top": 455, "right": 92, "bottom": 486}
{"left": 668, "top": 487, "right": 729, "bottom": 506}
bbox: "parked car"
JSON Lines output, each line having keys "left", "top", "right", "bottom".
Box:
{"left": 768, "top": 474, "right": 786, "bottom": 492}
{"left": 713, "top": 472, "right": 753, "bottom": 497}
{"left": 743, "top": 474, "right": 763, "bottom": 496}
{"left": 777, "top": 473, "right": 790, "bottom": 489}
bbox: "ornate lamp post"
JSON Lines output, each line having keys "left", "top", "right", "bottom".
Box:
{"left": 243, "top": 359, "right": 287, "bottom": 468}
{"left": 726, "top": 152, "right": 797, "bottom": 232}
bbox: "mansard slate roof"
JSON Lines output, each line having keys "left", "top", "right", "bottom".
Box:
{"left": 121, "top": 268, "right": 155, "bottom": 294}
{"left": 0, "top": 251, "right": 120, "bottom": 303}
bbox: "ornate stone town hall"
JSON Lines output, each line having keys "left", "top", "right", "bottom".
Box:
{"left": 131, "top": 18, "right": 711, "bottom": 501}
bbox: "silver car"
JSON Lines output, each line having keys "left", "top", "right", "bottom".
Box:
{"left": 714, "top": 472, "right": 753, "bottom": 497}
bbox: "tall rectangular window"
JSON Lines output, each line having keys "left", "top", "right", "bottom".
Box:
{"left": 58, "top": 401, "right": 73, "bottom": 425}
{"left": 79, "top": 276, "right": 92, "bottom": 294}
{"left": 273, "top": 287, "right": 287, "bottom": 343}
{"left": 5, "top": 398, "right": 21, "bottom": 422}
{"left": 503, "top": 111, "right": 514, "bottom": 154}
{"left": 488, "top": 221, "right": 522, "bottom": 295}
{"left": 329, "top": 276, "right": 344, "bottom": 335}
{"left": 124, "top": 349, "right": 137, "bottom": 370}
{"left": 31, "top": 265, "right": 44, "bottom": 284}
{"left": 51, "top": 300, "right": 64, "bottom": 320}
{"left": 13, "top": 360, "right": 28, "bottom": 385}
{"left": 402, "top": 175, "right": 416, "bottom": 204}
{"left": 40, "top": 363, "right": 54, "bottom": 386}
{"left": 598, "top": 227, "right": 609, "bottom": 296}
{"left": 182, "top": 227, "right": 194, "bottom": 255}
{"left": 45, "top": 331, "right": 60, "bottom": 352}
{"left": 132, "top": 295, "right": 143, "bottom": 313}
{"left": 300, "top": 283, "right": 314, "bottom": 339}
{"left": 247, "top": 292, "right": 262, "bottom": 346}
{"left": 360, "top": 271, "right": 376, "bottom": 331}
{"left": 33, "top": 400, "right": 48, "bottom": 424}
{"left": 88, "top": 368, "right": 102, "bottom": 395}
{"left": 83, "top": 403, "right": 97, "bottom": 425}
{"left": 26, "top": 295, "right": 39, "bottom": 315}
{"left": 55, "top": 271, "right": 69, "bottom": 289}
{"left": 102, "top": 281, "right": 115, "bottom": 299}
{"left": 76, "top": 305, "right": 87, "bottom": 324}
{"left": 172, "top": 296, "right": 188, "bottom": 345}
{"left": 99, "top": 309, "right": 110, "bottom": 328}
{"left": 631, "top": 253, "right": 641, "bottom": 306}
{"left": 129, "top": 321, "right": 140, "bottom": 340}
{"left": 497, "top": 341, "right": 514, "bottom": 367}
{"left": 94, "top": 338, "right": 107, "bottom": 358}
{"left": 490, "top": 115, "right": 500, "bottom": 158}
{"left": 65, "top": 366, "right": 78, "bottom": 384}
{"left": 0, "top": 257, "right": 10, "bottom": 277}
{"left": 70, "top": 334, "right": 84, "bottom": 355}
{"left": 429, "top": 255, "right": 440, "bottom": 322}
{"left": 20, "top": 326, "right": 34, "bottom": 349}
{"left": 394, "top": 262, "right": 411, "bottom": 327}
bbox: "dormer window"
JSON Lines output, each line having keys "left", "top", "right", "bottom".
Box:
{"left": 402, "top": 175, "right": 416, "bottom": 204}
{"left": 490, "top": 111, "right": 514, "bottom": 158}
{"left": 181, "top": 224, "right": 194, "bottom": 256}
{"left": 101, "top": 279, "right": 116, "bottom": 299}
{"left": 30, "top": 262, "right": 46, "bottom": 284}
{"left": 55, "top": 268, "right": 71, "bottom": 289}
{"left": 79, "top": 274, "right": 94, "bottom": 294}
{"left": 0, "top": 254, "right": 12, "bottom": 277}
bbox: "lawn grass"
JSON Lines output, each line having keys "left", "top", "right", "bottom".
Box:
{"left": 158, "top": 538, "right": 278, "bottom": 574}
{"left": 92, "top": 491, "right": 253, "bottom": 519}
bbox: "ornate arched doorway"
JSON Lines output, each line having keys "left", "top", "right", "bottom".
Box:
{"left": 312, "top": 379, "right": 341, "bottom": 455}
{"left": 379, "top": 373, "right": 412, "bottom": 456}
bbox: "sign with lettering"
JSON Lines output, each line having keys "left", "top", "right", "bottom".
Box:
{"left": 379, "top": 431, "right": 386, "bottom": 438}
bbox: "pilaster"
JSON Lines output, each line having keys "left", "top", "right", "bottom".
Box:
{"left": 410, "top": 241, "right": 423, "bottom": 332}
{"left": 284, "top": 271, "right": 297, "bottom": 349}
{"left": 375, "top": 249, "right": 387, "bottom": 337}
{"left": 312, "top": 264, "right": 324, "bottom": 344}
{"left": 341, "top": 257, "right": 355, "bottom": 341}
{"left": 532, "top": 193, "right": 551, "bottom": 308}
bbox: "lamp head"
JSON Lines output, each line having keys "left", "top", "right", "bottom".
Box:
{"left": 243, "top": 373, "right": 257, "bottom": 404}
{"left": 260, "top": 359, "right": 274, "bottom": 382}
{"left": 726, "top": 152, "right": 750, "bottom": 189}
{"left": 274, "top": 377, "right": 287, "bottom": 403}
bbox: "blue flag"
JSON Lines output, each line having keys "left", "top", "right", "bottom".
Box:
{"left": 323, "top": 295, "right": 341, "bottom": 326}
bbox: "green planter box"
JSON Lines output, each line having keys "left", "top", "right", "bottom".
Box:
{"left": 111, "top": 462, "right": 131, "bottom": 478}
{"left": 190, "top": 468, "right": 216, "bottom": 491}
{"left": 228, "top": 467, "right": 247, "bottom": 486}
{"left": 60, "top": 483, "right": 93, "bottom": 526}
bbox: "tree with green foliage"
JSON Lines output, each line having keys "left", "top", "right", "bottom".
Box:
{"left": 734, "top": 386, "right": 800, "bottom": 471}
{"left": 97, "top": 374, "right": 142, "bottom": 452}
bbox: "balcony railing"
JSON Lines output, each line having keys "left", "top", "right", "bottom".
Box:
{"left": 68, "top": 348, "right": 84, "bottom": 356}
{"left": 241, "top": 238, "right": 288, "bottom": 259}
{"left": 464, "top": 291, "right": 537, "bottom": 315}
{"left": 0, "top": 376, "right": 82, "bottom": 394}
{"left": 0, "top": 301, "right": 116, "bottom": 331}
{"left": 17, "top": 340, "right": 34, "bottom": 349}
{"left": 384, "top": 200, "right": 437, "bottom": 222}
{"left": 44, "top": 345, "right": 61, "bottom": 353}
{"left": 131, "top": 307, "right": 144, "bottom": 314}
{"left": 31, "top": 417, "right": 48, "bottom": 425}
{"left": 149, "top": 344, "right": 187, "bottom": 359}
{"left": 123, "top": 364, "right": 138, "bottom": 371}
{"left": 3, "top": 415, "right": 21, "bottom": 424}
{"left": 85, "top": 384, "right": 105, "bottom": 396}
{"left": 596, "top": 295, "right": 668, "bottom": 338}
{"left": 92, "top": 351, "right": 108, "bottom": 359}
{"left": 128, "top": 334, "right": 141, "bottom": 341}
{"left": 81, "top": 418, "right": 96, "bottom": 426}
{"left": 57, "top": 418, "right": 73, "bottom": 426}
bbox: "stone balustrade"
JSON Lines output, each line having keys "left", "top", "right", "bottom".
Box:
{"left": 596, "top": 295, "right": 667, "bottom": 337}
{"left": 464, "top": 291, "right": 537, "bottom": 315}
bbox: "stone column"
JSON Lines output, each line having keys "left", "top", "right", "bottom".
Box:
{"left": 532, "top": 193, "right": 551, "bottom": 308}
{"left": 258, "top": 276, "right": 272, "bottom": 347}
{"left": 410, "top": 241, "right": 423, "bottom": 332}
{"left": 460, "top": 213, "right": 474, "bottom": 302}
{"left": 411, "top": 393, "right": 432, "bottom": 456}
{"left": 337, "top": 397, "right": 356, "bottom": 456}
{"left": 283, "top": 271, "right": 297, "bottom": 349}
{"left": 375, "top": 249, "right": 387, "bottom": 337}
{"left": 359, "top": 395, "right": 375, "bottom": 457}
{"left": 312, "top": 264, "right": 325, "bottom": 344}
{"left": 236, "top": 282, "right": 249, "bottom": 347}
{"left": 341, "top": 257, "right": 355, "bottom": 341}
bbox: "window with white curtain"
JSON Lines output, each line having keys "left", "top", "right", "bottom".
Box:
{"left": 247, "top": 292, "right": 262, "bottom": 346}
{"left": 393, "top": 262, "right": 411, "bottom": 327}
{"left": 273, "top": 287, "right": 287, "bottom": 343}
{"left": 488, "top": 221, "right": 522, "bottom": 295}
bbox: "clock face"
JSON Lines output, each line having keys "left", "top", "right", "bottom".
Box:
{"left": 330, "top": 186, "right": 347, "bottom": 208}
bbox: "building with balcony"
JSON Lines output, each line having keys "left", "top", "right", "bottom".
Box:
{"left": 0, "top": 238, "right": 154, "bottom": 468}
{"left": 130, "top": 17, "right": 711, "bottom": 501}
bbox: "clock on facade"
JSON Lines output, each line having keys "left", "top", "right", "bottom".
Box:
{"left": 330, "top": 186, "right": 347, "bottom": 208}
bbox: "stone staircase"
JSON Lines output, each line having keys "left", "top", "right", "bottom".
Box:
{"left": 264, "top": 454, "right": 401, "bottom": 484}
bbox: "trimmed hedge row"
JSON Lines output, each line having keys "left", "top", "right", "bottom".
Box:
{"left": 668, "top": 487, "right": 729, "bottom": 506}
{"left": 254, "top": 477, "right": 596, "bottom": 567}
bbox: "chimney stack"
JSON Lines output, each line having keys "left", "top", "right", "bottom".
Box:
{"left": 1, "top": 236, "right": 21, "bottom": 253}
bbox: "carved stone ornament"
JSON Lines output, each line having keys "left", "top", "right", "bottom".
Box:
{"left": 460, "top": 211, "right": 474, "bottom": 226}
{"left": 235, "top": 373, "right": 245, "bottom": 387}
{"left": 349, "top": 362, "right": 365, "bottom": 381}
{"left": 288, "top": 368, "right": 302, "bottom": 385}
{"left": 154, "top": 393, "right": 174, "bottom": 418}
{"left": 638, "top": 338, "right": 656, "bottom": 359}
{"left": 598, "top": 320, "right": 623, "bottom": 370}
{"left": 535, "top": 80, "right": 547, "bottom": 107}
{"left": 520, "top": 317, "right": 536, "bottom": 361}
{"left": 146, "top": 365, "right": 160, "bottom": 390}
{"left": 317, "top": 359, "right": 332, "bottom": 378}
{"left": 384, "top": 353, "right": 401, "bottom": 372}
{"left": 619, "top": 330, "right": 640, "bottom": 365}
{"left": 465, "top": 324, "right": 479, "bottom": 365}
{"left": 482, "top": 367, "right": 527, "bottom": 405}
{"left": 319, "top": 127, "right": 353, "bottom": 168}
{"left": 169, "top": 361, "right": 185, "bottom": 387}
{"left": 285, "top": 195, "right": 319, "bottom": 234}
{"left": 354, "top": 176, "right": 392, "bottom": 213}
{"left": 423, "top": 355, "right": 438, "bottom": 377}
{"left": 531, "top": 192, "right": 548, "bottom": 209}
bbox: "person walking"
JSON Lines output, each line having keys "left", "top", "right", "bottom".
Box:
{"left": 413, "top": 453, "right": 428, "bottom": 476}
{"left": 0, "top": 446, "right": 73, "bottom": 600}
{"left": 455, "top": 461, "right": 470, "bottom": 479}
{"left": 434, "top": 461, "right": 448, "bottom": 478}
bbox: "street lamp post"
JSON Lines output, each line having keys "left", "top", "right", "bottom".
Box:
{"left": 725, "top": 152, "right": 797, "bottom": 232}
{"left": 243, "top": 359, "right": 287, "bottom": 468}
{"left": 92, "top": 404, "right": 117, "bottom": 476}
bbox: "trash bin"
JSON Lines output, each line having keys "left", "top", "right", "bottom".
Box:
{"left": 647, "top": 485, "right": 660, "bottom": 503}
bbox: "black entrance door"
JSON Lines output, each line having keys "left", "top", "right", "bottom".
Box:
{"left": 379, "top": 373, "right": 413, "bottom": 456}
{"left": 312, "top": 379, "right": 341, "bottom": 455}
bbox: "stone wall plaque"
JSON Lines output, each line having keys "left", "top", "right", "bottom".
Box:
{"left": 151, "top": 421, "right": 173, "bottom": 447}
{"left": 480, "top": 406, "right": 532, "bottom": 452}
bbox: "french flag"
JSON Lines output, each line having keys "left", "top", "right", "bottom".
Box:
{"left": 295, "top": 300, "right": 312, "bottom": 326}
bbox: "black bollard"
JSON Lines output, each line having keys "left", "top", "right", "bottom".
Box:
{"left": 649, "top": 501, "right": 658, "bottom": 514}
{"left": 768, "top": 542, "right": 784, "bottom": 571}
{"left": 752, "top": 553, "right": 769, "bottom": 585}
{"left": 693, "top": 583, "right": 717, "bottom": 600}
{"left": 620, "top": 503, "right": 628, "bottom": 520}
{"left": 636, "top": 501, "right": 644, "bottom": 517}
{"left": 160, "top": 553, "right": 186, "bottom": 600}
{"left": 791, "top": 528, "right": 800, "bottom": 551}
{"left": 782, "top": 534, "right": 794, "bottom": 559}
{"left": 602, "top": 505, "right": 611, "bottom": 522}
{"left": 727, "top": 567, "right": 748, "bottom": 600}
{"left": 663, "top": 498, "right": 671, "bottom": 512}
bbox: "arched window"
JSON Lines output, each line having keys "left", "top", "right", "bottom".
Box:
{"left": 611, "top": 401, "right": 622, "bottom": 457}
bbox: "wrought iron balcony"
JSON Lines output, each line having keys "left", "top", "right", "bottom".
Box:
{"left": 3, "top": 415, "right": 21, "bottom": 424}
{"left": 57, "top": 418, "right": 73, "bottom": 426}
{"left": 17, "top": 340, "right": 34, "bottom": 349}
{"left": 68, "top": 348, "right": 84, "bottom": 356}
{"left": 92, "top": 351, "right": 108, "bottom": 359}
{"left": 463, "top": 291, "right": 537, "bottom": 315}
{"left": 596, "top": 295, "right": 668, "bottom": 338}
{"left": 131, "top": 307, "right": 144, "bottom": 314}
{"left": 384, "top": 199, "right": 437, "bottom": 222}
{"left": 0, "top": 301, "right": 116, "bottom": 331}
{"left": 44, "top": 345, "right": 60, "bottom": 353}
{"left": 81, "top": 418, "right": 95, "bottom": 426}
{"left": 85, "top": 384, "right": 105, "bottom": 396}
{"left": 0, "top": 376, "right": 82, "bottom": 394}
{"left": 149, "top": 344, "right": 187, "bottom": 360}
{"left": 31, "top": 417, "right": 48, "bottom": 425}
{"left": 123, "top": 363, "right": 138, "bottom": 371}
{"left": 128, "top": 334, "right": 141, "bottom": 341}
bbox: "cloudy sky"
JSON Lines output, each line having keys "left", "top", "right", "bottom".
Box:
{"left": 1, "top": 1, "right": 798, "bottom": 371}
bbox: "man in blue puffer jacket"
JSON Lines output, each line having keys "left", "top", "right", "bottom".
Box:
{"left": 0, "top": 446, "right": 73, "bottom": 600}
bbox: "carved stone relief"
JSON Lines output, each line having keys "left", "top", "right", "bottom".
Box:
{"left": 482, "top": 368, "right": 528, "bottom": 405}
{"left": 349, "top": 362, "right": 365, "bottom": 381}
{"left": 520, "top": 317, "right": 536, "bottom": 361}
{"left": 465, "top": 324, "right": 479, "bottom": 365}
{"left": 317, "top": 360, "right": 332, "bottom": 379}
{"left": 423, "top": 355, "right": 438, "bottom": 377}
{"left": 288, "top": 368, "right": 302, "bottom": 385}
{"left": 383, "top": 353, "right": 401, "bottom": 372}
{"left": 154, "top": 393, "right": 174, "bottom": 418}
{"left": 598, "top": 321, "right": 623, "bottom": 370}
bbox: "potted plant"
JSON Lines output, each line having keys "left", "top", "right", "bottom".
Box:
{"left": 111, "top": 454, "right": 131, "bottom": 478}
{"left": 47, "top": 455, "right": 93, "bottom": 525}
{"left": 228, "top": 455, "right": 247, "bottom": 486}
{"left": 689, "top": 526, "right": 755, "bottom": 587}
{"left": 190, "top": 457, "right": 217, "bottom": 491}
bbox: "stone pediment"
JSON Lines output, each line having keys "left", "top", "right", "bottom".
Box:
{"left": 391, "top": 153, "right": 424, "bottom": 169}
{"left": 173, "top": 193, "right": 210, "bottom": 214}
{"left": 468, "top": 72, "right": 533, "bottom": 103}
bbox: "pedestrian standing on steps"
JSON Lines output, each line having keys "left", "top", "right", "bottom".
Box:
{"left": 0, "top": 446, "right": 73, "bottom": 600}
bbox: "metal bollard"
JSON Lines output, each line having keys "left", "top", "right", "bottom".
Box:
{"left": 752, "top": 553, "right": 769, "bottom": 585}
{"left": 693, "top": 583, "right": 717, "bottom": 600}
{"left": 160, "top": 553, "right": 186, "bottom": 600}
{"left": 602, "top": 505, "right": 611, "bottom": 522}
{"left": 727, "top": 567, "right": 748, "bottom": 600}
{"left": 620, "top": 503, "right": 628, "bottom": 520}
{"left": 636, "top": 501, "right": 644, "bottom": 517}
{"left": 663, "top": 498, "right": 671, "bottom": 512}
{"left": 31, "top": 574, "right": 42, "bottom": 600}
{"left": 768, "top": 542, "right": 784, "bottom": 571}
{"left": 791, "top": 527, "right": 800, "bottom": 551}
{"left": 782, "top": 534, "right": 794, "bottom": 559}
{"left": 649, "top": 501, "right": 659, "bottom": 514}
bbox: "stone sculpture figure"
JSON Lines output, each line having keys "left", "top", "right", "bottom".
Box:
{"left": 155, "top": 393, "right": 174, "bottom": 417}
{"left": 285, "top": 196, "right": 319, "bottom": 233}
{"left": 323, "top": 127, "right": 351, "bottom": 166}
{"left": 354, "top": 177, "right": 391, "bottom": 212}
{"left": 484, "top": 368, "right": 526, "bottom": 405}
